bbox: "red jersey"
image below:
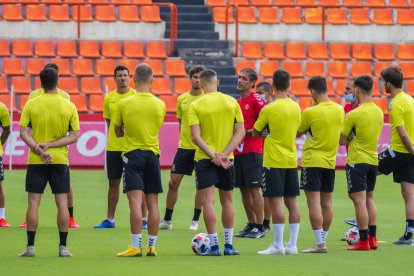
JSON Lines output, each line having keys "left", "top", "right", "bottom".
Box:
{"left": 234, "top": 92, "right": 266, "bottom": 155}
{"left": 344, "top": 102, "right": 360, "bottom": 114}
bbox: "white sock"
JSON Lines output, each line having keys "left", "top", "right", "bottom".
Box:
{"left": 131, "top": 234, "right": 142, "bottom": 249}
{"left": 288, "top": 223, "right": 300, "bottom": 248}
{"left": 106, "top": 218, "right": 115, "bottom": 223}
{"left": 323, "top": 230, "right": 329, "bottom": 242}
{"left": 147, "top": 235, "right": 157, "bottom": 247}
{"left": 208, "top": 233, "right": 219, "bottom": 247}
{"left": 223, "top": 228, "right": 234, "bottom": 245}
{"left": 273, "top": 224, "right": 284, "bottom": 249}
{"left": 143, "top": 218, "right": 147, "bottom": 222}
{"left": 0, "top": 208, "right": 4, "bottom": 219}
{"left": 313, "top": 229, "right": 324, "bottom": 245}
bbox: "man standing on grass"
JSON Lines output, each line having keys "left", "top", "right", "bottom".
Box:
{"left": 115, "top": 64, "right": 166, "bottom": 257}
{"left": 0, "top": 101, "right": 10, "bottom": 227}
{"left": 189, "top": 69, "right": 245, "bottom": 256}
{"left": 19, "top": 68, "right": 80, "bottom": 257}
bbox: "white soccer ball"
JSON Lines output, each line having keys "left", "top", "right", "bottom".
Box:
{"left": 345, "top": 226, "right": 360, "bottom": 245}
{"left": 191, "top": 233, "right": 210, "bottom": 254}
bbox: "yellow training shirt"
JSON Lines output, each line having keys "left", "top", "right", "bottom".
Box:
{"left": 103, "top": 88, "right": 135, "bottom": 151}
{"left": 188, "top": 92, "right": 244, "bottom": 161}
{"left": 389, "top": 92, "right": 414, "bottom": 153}
{"left": 0, "top": 102, "right": 11, "bottom": 155}
{"left": 254, "top": 98, "right": 301, "bottom": 168}
{"left": 114, "top": 93, "right": 166, "bottom": 155}
{"left": 177, "top": 92, "right": 204, "bottom": 150}
{"left": 29, "top": 88, "right": 70, "bottom": 101}
{"left": 298, "top": 101, "right": 345, "bottom": 169}
{"left": 20, "top": 93, "right": 80, "bottom": 165}
{"left": 342, "top": 102, "right": 383, "bottom": 165}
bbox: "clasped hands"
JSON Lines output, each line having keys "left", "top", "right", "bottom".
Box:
{"left": 34, "top": 142, "right": 52, "bottom": 165}
{"left": 211, "top": 153, "right": 233, "bottom": 170}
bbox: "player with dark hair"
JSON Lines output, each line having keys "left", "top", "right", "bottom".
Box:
{"left": 256, "top": 82, "right": 273, "bottom": 104}
{"left": 0, "top": 101, "right": 10, "bottom": 227}
{"left": 344, "top": 78, "right": 360, "bottom": 114}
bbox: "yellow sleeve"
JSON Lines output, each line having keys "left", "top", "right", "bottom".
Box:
{"left": 254, "top": 107, "right": 268, "bottom": 131}
{"left": 342, "top": 111, "right": 355, "bottom": 136}
{"left": 113, "top": 101, "right": 124, "bottom": 127}
{"left": 188, "top": 102, "right": 199, "bottom": 126}
{"left": 176, "top": 95, "right": 183, "bottom": 120}
{"left": 0, "top": 104, "right": 10, "bottom": 128}
{"left": 298, "top": 109, "right": 310, "bottom": 134}
{"left": 234, "top": 101, "right": 244, "bottom": 123}
{"left": 20, "top": 101, "right": 31, "bottom": 127}
{"left": 103, "top": 94, "right": 110, "bottom": 119}
{"left": 69, "top": 104, "right": 80, "bottom": 131}
{"left": 390, "top": 102, "right": 405, "bottom": 127}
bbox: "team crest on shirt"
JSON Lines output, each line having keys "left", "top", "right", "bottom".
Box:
{"left": 245, "top": 104, "right": 249, "bottom": 110}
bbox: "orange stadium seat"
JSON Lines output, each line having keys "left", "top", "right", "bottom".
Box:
{"left": 0, "top": 40, "right": 10, "bottom": 56}
{"left": 297, "top": 0, "right": 316, "bottom": 4}
{"left": 26, "top": 4, "right": 47, "bottom": 21}
{"left": 263, "top": 42, "right": 284, "bottom": 59}
{"left": 286, "top": 42, "right": 306, "bottom": 59}
{"left": 236, "top": 60, "right": 256, "bottom": 74}
{"left": 389, "top": 0, "right": 408, "bottom": 6}
{"left": 374, "top": 61, "right": 392, "bottom": 77}
{"left": 372, "top": 79, "right": 381, "bottom": 96}
{"left": 229, "top": 0, "right": 249, "bottom": 4}
{"left": 328, "top": 61, "right": 349, "bottom": 78}
{"left": 59, "top": 77, "right": 79, "bottom": 94}
{"left": 242, "top": 42, "right": 262, "bottom": 59}
{"left": 398, "top": 63, "right": 414, "bottom": 78}
{"left": 372, "top": 98, "right": 388, "bottom": 115}
{"left": 119, "top": 5, "right": 140, "bottom": 22}
{"left": 274, "top": 0, "right": 294, "bottom": 4}
{"left": 319, "top": 0, "right": 340, "bottom": 5}
{"left": 72, "top": 59, "right": 94, "bottom": 76}
{"left": 298, "top": 97, "right": 314, "bottom": 111}
{"left": 397, "top": 9, "right": 414, "bottom": 25}
{"left": 87, "top": 0, "right": 110, "bottom": 3}
{"left": 365, "top": 0, "right": 385, "bottom": 6}
{"left": 258, "top": 7, "right": 278, "bottom": 24}
{"left": 308, "top": 42, "right": 329, "bottom": 60}
{"left": 26, "top": 58, "right": 47, "bottom": 75}
{"left": 2, "top": 4, "right": 23, "bottom": 21}
{"left": 49, "top": 58, "right": 71, "bottom": 76}
{"left": 118, "top": 59, "right": 139, "bottom": 75}
{"left": 342, "top": 0, "right": 362, "bottom": 6}
{"left": 49, "top": 4, "right": 70, "bottom": 22}
{"left": 146, "top": 41, "right": 168, "bottom": 59}
{"left": 132, "top": 0, "right": 153, "bottom": 3}
{"left": 79, "top": 41, "right": 100, "bottom": 58}
{"left": 0, "top": 77, "right": 8, "bottom": 94}
{"left": 305, "top": 61, "right": 326, "bottom": 76}
{"left": 81, "top": 77, "right": 103, "bottom": 94}
{"left": 397, "top": 44, "right": 414, "bottom": 60}
{"left": 372, "top": 9, "right": 393, "bottom": 25}
{"left": 140, "top": 6, "right": 162, "bottom": 23}
{"left": 19, "top": 95, "right": 29, "bottom": 110}
{"left": 11, "top": 76, "right": 31, "bottom": 94}
{"left": 282, "top": 8, "right": 303, "bottom": 24}
{"left": 352, "top": 43, "right": 373, "bottom": 60}
{"left": 259, "top": 61, "right": 279, "bottom": 78}
{"left": 57, "top": 40, "right": 78, "bottom": 57}
{"left": 213, "top": 7, "right": 235, "bottom": 23}
{"left": 89, "top": 94, "right": 104, "bottom": 112}
{"left": 335, "top": 79, "right": 347, "bottom": 95}
{"left": 330, "top": 43, "right": 351, "bottom": 60}
{"left": 103, "top": 77, "right": 116, "bottom": 92}
{"left": 12, "top": 40, "right": 33, "bottom": 57}
{"left": 0, "top": 95, "right": 17, "bottom": 112}
{"left": 101, "top": 41, "right": 122, "bottom": 58}
{"left": 96, "top": 59, "right": 117, "bottom": 76}
{"left": 252, "top": 0, "right": 271, "bottom": 5}
{"left": 330, "top": 97, "right": 341, "bottom": 105}
{"left": 123, "top": 41, "right": 145, "bottom": 58}
{"left": 305, "top": 8, "right": 323, "bottom": 24}
{"left": 165, "top": 60, "right": 187, "bottom": 77}
{"left": 350, "top": 9, "right": 370, "bottom": 25}
{"left": 173, "top": 78, "right": 191, "bottom": 94}
{"left": 351, "top": 61, "right": 372, "bottom": 76}
{"left": 406, "top": 81, "right": 414, "bottom": 96}
{"left": 72, "top": 5, "right": 93, "bottom": 22}
{"left": 70, "top": 95, "right": 88, "bottom": 113}
{"left": 282, "top": 61, "right": 303, "bottom": 78}
{"left": 143, "top": 59, "right": 164, "bottom": 76}
{"left": 290, "top": 79, "right": 309, "bottom": 96}
{"left": 206, "top": 0, "right": 226, "bottom": 5}
{"left": 159, "top": 95, "right": 177, "bottom": 113}
{"left": 3, "top": 58, "right": 24, "bottom": 75}
{"left": 95, "top": 5, "right": 116, "bottom": 22}
{"left": 326, "top": 79, "right": 335, "bottom": 96}
{"left": 151, "top": 78, "right": 171, "bottom": 95}
{"left": 327, "top": 9, "right": 347, "bottom": 25}
{"left": 34, "top": 40, "right": 55, "bottom": 57}
{"left": 238, "top": 7, "right": 257, "bottom": 24}
{"left": 374, "top": 44, "right": 395, "bottom": 60}
{"left": 34, "top": 77, "right": 41, "bottom": 89}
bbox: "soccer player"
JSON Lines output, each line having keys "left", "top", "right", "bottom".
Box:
{"left": 115, "top": 64, "right": 166, "bottom": 257}
{"left": 20, "top": 63, "right": 79, "bottom": 229}
{"left": 233, "top": 68, "right": 266, "bottom": 239}
{"left": 344, "top": 78, "right": 360, "bottom": 114}
{"left": 0, "top": 102, "right": 10, "bottom": 227}
{"left": 189, "top": 69, "right": 245, "bottom": 256}
{"left": 254, "top": 70, "right": 301, "bottom": 255}
{"left": 19, "top": 68, "right": 80, "bottom": 257}
{"left": 159, "top": 65, "right": 205, "bottom": 231}
{"left": 94, "top": 65, "right": 136, "bottom": 229}
{"left": 298, "top": 76, "right": 344, "bottom": 253}
{"left": 340, "top": 75, "right": 383, "bottom": 251}
{"left": 377, "top": 66, "right": 414, "bottom": 246}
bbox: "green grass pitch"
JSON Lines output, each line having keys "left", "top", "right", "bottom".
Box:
{"left": 0, "top": 169, "right": 412, "bottom": 275}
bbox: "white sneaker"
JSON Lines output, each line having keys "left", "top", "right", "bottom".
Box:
{"left": 59, "top": 245, "right": 73, "bottom": 257}
{"left": 159, "top": 220, "right": 172, "bottom": 230}
{"left": 257, "top": 245, "right": 285, "bottom": 255}
{"left": 19, "top": 246, "right": 35, "bottom": 257}
{"left": 189, "top": 220, "right": 199, "bottom": 231}
{"left": 285, "top": 246, "right": 298, "bottom": 255}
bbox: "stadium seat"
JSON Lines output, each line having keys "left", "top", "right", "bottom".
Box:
{"left": 19, "top": 95, "right": 29, "bottom": 110}
{"left": 286, "top": 42, "right": 306, "bottom": 59}
{"left": 34, "top": 77, "right": 41, "bottom": 90}
{"left": 374, "top": 61, "right": 392, "bottom": 77}
{"left": 342, "top": 0, "right": 363, "bottom": 6}
{"left": 57, "top": 40, "right": 78, "bottom": 57}
{"left": 326, "top": 79, "right": 335, "bottom": 96}
{"left": 72, "top": 59, "right": 94, "bottom": 76}
{"left": 101, "top": 41, "right": 122, "bottom": 58}
{"left": 374, "top": 44, "right": 395, "bottom": 60}
{"left": 282, "top": 61, "right": 303, "bottom": 78}
{"left": 305, "top": 8, "right": 323, "bottom": 24}
{"left": 350, "top": 9, "right": 370, "bottom": 25}
{"left": 251, "top": 0, "right": 271, "bottom": 3}
{"left": 146, "top": 41, "right": 168, "bottom": 59}
{"left": 72, "top": 5, "right": 93, "bottom": 22}
{"left": 26, "top": 58, "right": 47, "bottom": 75}
{"left": 397, "top": 44, "right": 414, "bottom": 60}
{"left": 3, "top": 58, "right": 24, "bottom": 75}
{"left": 258, "top": 7, "right": 278, "bottom": 24}
{"left": 372, "top": 79, "right": 381, "bottom": 96}
{"left": 330, "top": 43, "right": 351, "bottom": 60}
{"left": 2, "top": 4, "right": 23, "bottom": 21}
{"left": 173, "top": 78, "right": 191, "bottom": 94}
{"left": 123, "top": 41, "right": 145, "bottom": 58}
{"left": 282, "top": 8, "right": 303, "bottom": 24}
{"left": 372, "top": 9, "right": 393, "bottom": 25}
{"left": 213, "top": 7, "right": 235, "bottom": 23}
{"left": 298, "top": 97, "right": 314, "bottom": 111}
{"left": 389, "top": 0, "right": 408, "bottom": 6}
{"left": 297, "top": 0, "right": 317, "bottom": 4}
{"left": 119, "top": 5, "right": 140, "bottom": 22}
{"left": 328, "top": 61, "right": 349, "bottom": 78}
{"left": 81, "top": 77, "right": 103, "bottom": 94}
{"left": 330, "top": 97, "right": 341, "bottom": 105}
{"left": 87, "top": 0, "right": 110, "bottom": 3}
{"left": 165, "top": 60, "right": 187, "bottom": 77}
{"left": 95, "top": 5, "right": 116, "bottom": 22}
{"left": 70, "top": 95, "right": 88, "bottom": 113}
{"left": 237, "top": 7, "right": 257, "bottom": 24}
{"left": 142, "top": 59, "right": 164, "bottom": 76}
{"left": 335, "top": 79, "right": 347, "bottom": 96}
{"left": 26, "top": 4, "right": 47, "bottom": 21}
{"left": 319, "top": 0, "right": 340, "bottom": 5}
{"left": 365, "top": 0, "right": 385, "bottom": 6}
{"left": 0, "top": 40, "right": 10, "bottom": 56}
{"left": 352, "top": 43, "right": 373, "bottom": 60}
{"left": 406, "top": 81, "right": 414, "bottom": 96}
{"left": 372, "top": 98, "right": 388, "bottom": 115}
{"left": 12, "top": 40, "right": 33, "bottom": 57}
{"left": 308, "top": 42, "right": 329, "bottom": 60}
{"left": 59, "top": 77, "right": 79, "bottom": 94}
{"left": 132, "top": 0, "right": 153, "bottom": 3}
{"left": 241, "top": 42, "right": 262, "bottom": 59}
{"left": 351, "top": 61, "right": 372, "bottom": 76}
{"left": 89, "top": 94, "right": 104, "bottom": 112}
{"left": 151, "top": 78, "right": 171, "bottom": 95}
{"left": 398, "top": 63, "right": 414, "bottom": 78}
{"left": 118, "top": 59, "right": 139, "bottom": 75}
{"left": 79, "top": 41, "right": 100, "bottom": 58}
{"left": 49, "top": 4, "right": 70, "bottom": 22}
{"left": 140, "top": 6, "right": 162, "bottom": 23}
{"left": 229, "top": 0, "right": 249, "bottom": 4}
{"left": 0, "top": 77, "right": 8, "bottom": 94}
{"left": 263, "top": 42, "right": 284, "bottom": 59}
{"left": 159, "top": 95, "right": 177, "bottom": 113}
{"left": 49, "top": 58, "right": 71, "bottom": 76}
{"left": 0, "top": 95, "right": 17, "bottom": 112}
{"left": 236, "top": 60, "right": 256, "bottom": 74}
{"left": 206, "top": 0, "right": 226, "bottom": 5}
{"left": 34, "top": 40, "right": 55, "bottom": 57}
{"left": 290, "top": 79, "right": 309, "bottom": 97}
{"left": 259, "top": 61, "right": 279, "bottom": 78}
{"left": 274, "top": 0, "right": 293, "bottom": 4}
{"left": 11, "top": 77, "right": 31, "bottom": 94}
{"left": 305, "top": 61, "right": 326, "bottom": 76}
{"left": 96, "top": 59, "right": 117, "bottom": 76}
{"left": 396, "top": 9, "right": 414, "bottom": 25}
{"left": 103, "top": 77, "right": 116, "bottom": 92}
{"left": 327, "top": 9, "right": 347, "bottom": 25}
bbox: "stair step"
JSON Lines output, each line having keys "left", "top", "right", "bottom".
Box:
{"left": 161, "top": 5, "right": 210, "bottom": 14}
{"left": 161, "top": 13, "right": 212, "bottom": 22}
{"left": 179, "top": 48, "right": 232, "bottom": 59}
{"left": 166, "top": 31, "right": 219, "bottom": 40}
{"left": 174, "top": 39, "right": 229, "bottom": 51}
{"left": 218, "top": 85, "right": 238, "bottom": 97}
{"left": 153, "top": 0, "right": 205, "bottom": 5}
{"left": 166, "top": 22, "right": 215, "bottom": 31}
{"left": 185, "top": 58, "right": 234, "bottom": 67}
{"left": 217, "top": 76, "right": 237, "bottom": 86}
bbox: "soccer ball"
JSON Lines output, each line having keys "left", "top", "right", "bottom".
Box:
{"left": 191, "top": 233, "right": 210, "bottom": 254}
{"left": 345, "top": 226, "right": 360, "bottom": 245}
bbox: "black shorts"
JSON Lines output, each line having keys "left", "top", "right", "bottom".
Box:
{"left": 171, "top": 148, "right": 195, "bottom": 176}
{"left": 194, "top": 159, "right": 235, "bottom": 191}
{"left": 106, "top": 151, "right": 123, "bottom": 180}
{"left": 234, "top": 153, "right": 263, "bottom": 188}
{"left": 378, "top": 148, "right": 414, "bottom": 184}
{"left": 300, "top": 167, "right": 335, "bottom": 193}
{"left": 26, "top": 165, "right": 70, "bottom": 194}
{"left": 122, "top": 150, "right": 163, "bottom": 194}
{"left": 0, "top": 156, "right": 4, "bottom": 182}
{"left": 263, "top": 168, "right": 300, "bottom": 197}
{"left": 346, "top": 164, "right": 377, "bottom": 193}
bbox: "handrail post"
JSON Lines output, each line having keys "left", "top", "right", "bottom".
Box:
{"left": 322, "top": 7, "right": 325, "bottom": 41}
{"left": 77, "top": 4, "right": 81, "bottom": 39}
{"left": 235, "top": 5, "right": 238, "bottom": 57}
